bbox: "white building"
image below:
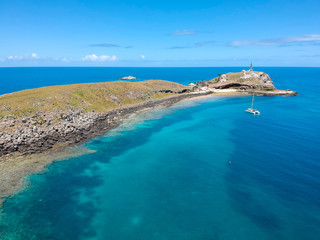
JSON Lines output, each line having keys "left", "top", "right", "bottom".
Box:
{"left": 219, "top": 74, "right": 227, "bottom": 82}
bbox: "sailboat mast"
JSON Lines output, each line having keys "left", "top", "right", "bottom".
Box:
{"left": 251, "top": 94, "right": 254, "bottom": 109}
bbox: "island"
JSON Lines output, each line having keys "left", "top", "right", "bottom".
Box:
{"left": 0, "top": 68, "right": 297, "bottom": 158}
{"left": 0, "top": 68, "right": 297, "bottom": 206}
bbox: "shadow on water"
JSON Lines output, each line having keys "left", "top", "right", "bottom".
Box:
{"left": 0, "top": 102, "right": 209, "bottom": 240}
{"left": 225, "top": 172, "right": 282, "bottom": 231}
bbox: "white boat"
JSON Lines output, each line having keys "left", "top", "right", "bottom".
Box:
{"left": 245, "top": 94, "right": 260, "bottom": 115}
{"left": 120, "top": 76, "right": 137, "bottom": 80}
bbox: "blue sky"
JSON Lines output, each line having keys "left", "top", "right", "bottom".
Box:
{"left": 0, "top": 0, "right": 319, "bottom": 67}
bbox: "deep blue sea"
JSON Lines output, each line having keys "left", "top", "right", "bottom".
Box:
{"left": 0, "top": 67, "right": 319, "bottom": 240}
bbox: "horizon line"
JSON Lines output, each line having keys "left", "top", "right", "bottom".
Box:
{"left": 0, "top": 66, "right": 319, "bottom": 68}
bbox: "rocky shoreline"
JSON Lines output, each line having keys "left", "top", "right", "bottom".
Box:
{"left": 0, "top": 89, "right": 298, "bottom": 159}
{"left": 0, "top": 91, "right": 213, "bottom": 158}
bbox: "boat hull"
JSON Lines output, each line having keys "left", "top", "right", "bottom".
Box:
{"left": 245, "top": 108, "right": 260, "bottom": 115}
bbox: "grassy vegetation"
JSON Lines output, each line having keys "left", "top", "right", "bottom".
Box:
{"left": 0, "top": 80, "right": 189, "bottom": 118}
{"left": 206, "top": 77, "right": 219, "bottom": 84}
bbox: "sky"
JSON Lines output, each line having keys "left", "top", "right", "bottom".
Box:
{"left": 0, "top": 0, "right": 319, "bottom": 67}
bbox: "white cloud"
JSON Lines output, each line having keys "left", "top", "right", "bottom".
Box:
{"left": 286, "top": 34, "right": 320, "bottom": 42}
{"left": 7, "top": 55, "right": 23, "bottom": 60}
{"left": 2, "top": 53, "right": 120, "bottom": 64}
{"left": 140, "top": 55, "right": 145, "bottom": 60}
{"left": 230, "top": 34, "right": 320, "bottom": 47}
{"left": 81, "top": 54, "right": 119, "bottom": 62}
{"left": 111, "top": 56, "right": 119, "bottom": 61}
{"left": 6, "top": 53, "right": 39, "bottom": 61}
{"left": 171, "top": 30, "right": 197, "bottom": 36}
{"left": 31, "top": 53, "right": 39, "bottom": 59}
{"left": 61, "top": 57, "right": 70, "bottom": 62}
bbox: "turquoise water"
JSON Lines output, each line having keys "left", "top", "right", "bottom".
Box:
{"left": 0, "top": 68, "right": 320, "bottom": 239}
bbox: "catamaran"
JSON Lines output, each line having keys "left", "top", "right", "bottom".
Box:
{"left": 246, "top": 94, "right": 260, "bottom": 115}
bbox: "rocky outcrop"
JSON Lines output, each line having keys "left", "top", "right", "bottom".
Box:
{"left": 209, "top": 81, "right": 276, "bottom": 91}
{"left": 0, "top": 91, "right": 211, "bottom": 157}
{"left": 199, "top": 69, "right": 297, "bottom": 96}
{"left": 240, "top": 70, "right": 273, "bottom": 84}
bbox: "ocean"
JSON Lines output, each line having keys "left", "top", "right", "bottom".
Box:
{"left": 0, "top": 67, "right": 319, "bottom": 240}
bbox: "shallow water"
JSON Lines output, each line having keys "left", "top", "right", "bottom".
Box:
{"left": 0, "top": 67, "right": 319, "bottom": 240}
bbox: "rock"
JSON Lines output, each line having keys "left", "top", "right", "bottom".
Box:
{"left": 110, "top": 95, "right": 120, "bottom": 105}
